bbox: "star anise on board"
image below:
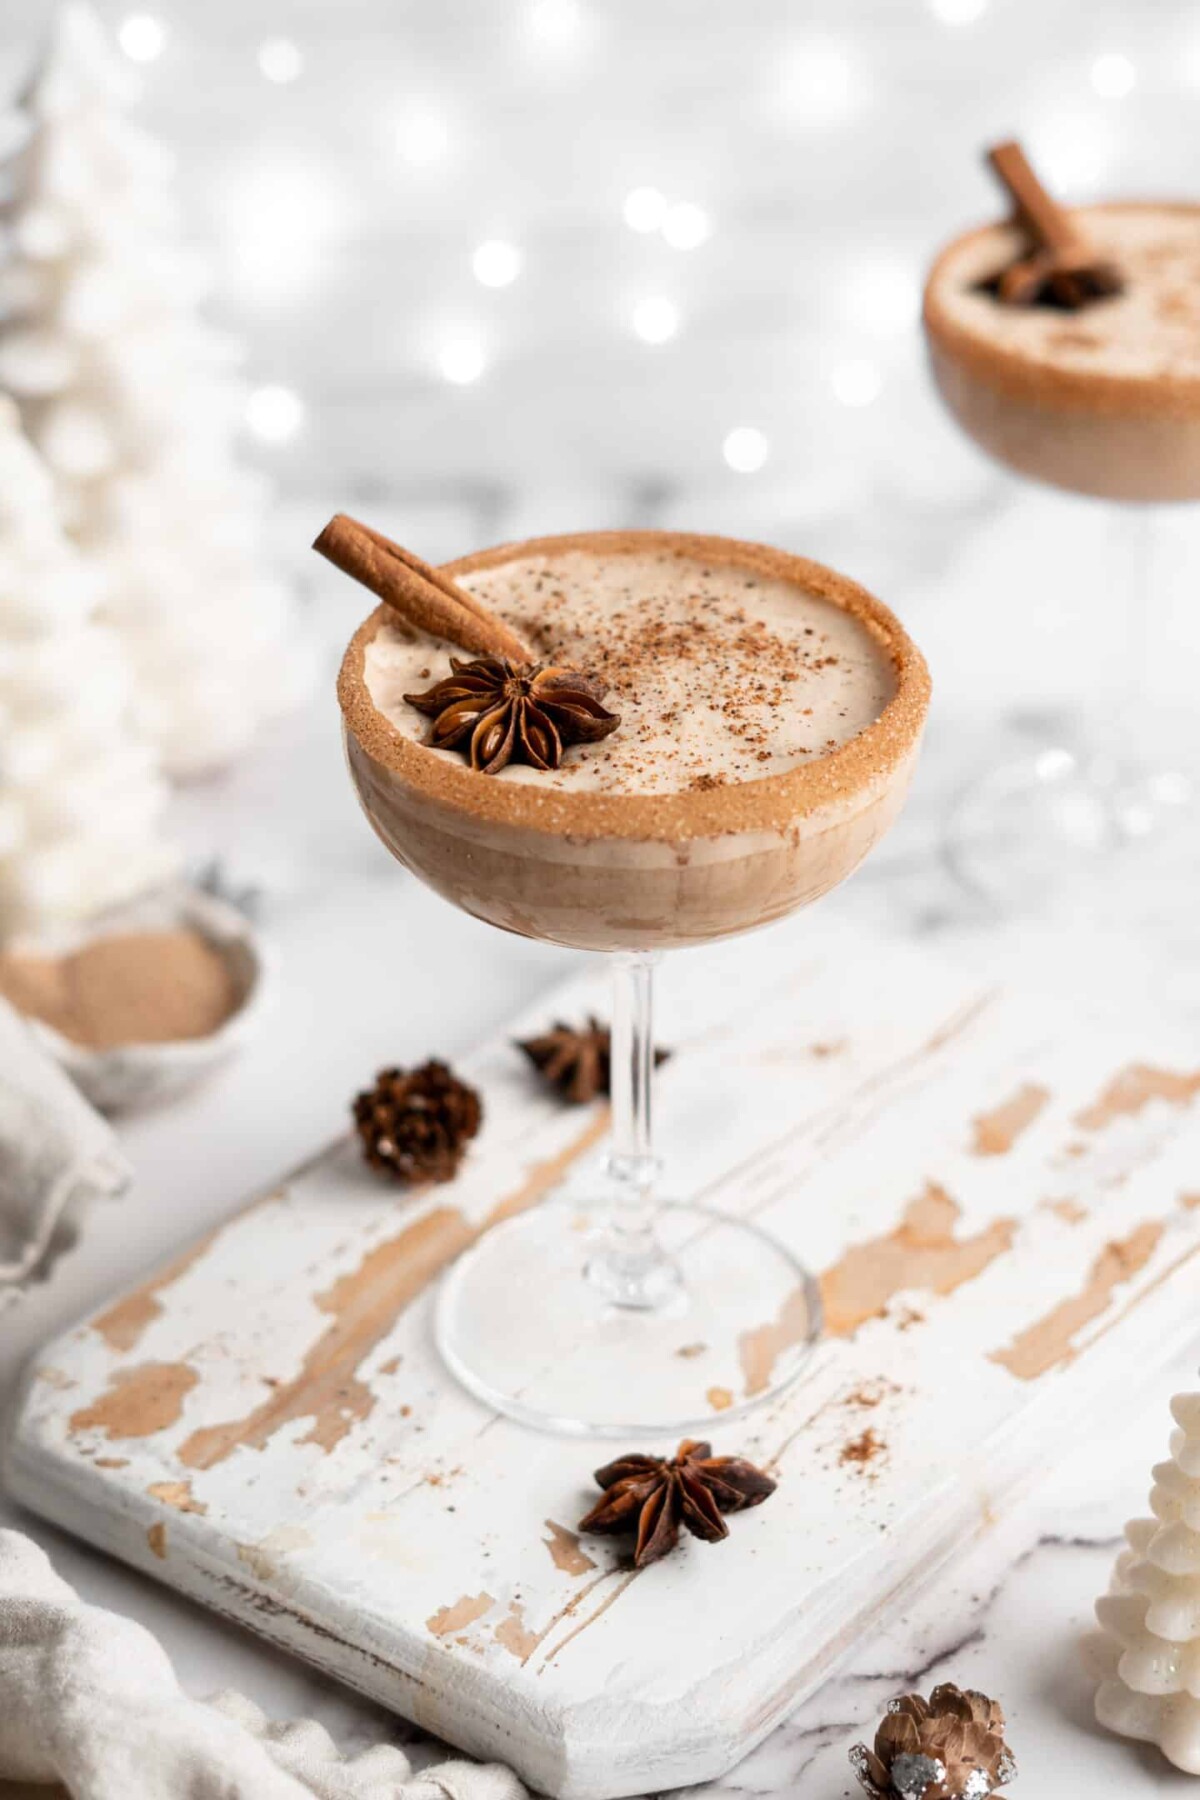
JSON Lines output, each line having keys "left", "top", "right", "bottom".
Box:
{"left": 404, "top": 656, "right": 619, "bottom": 775}
{"left": 850, "top": 1685, "right": 1016, "bottom": 1800}
{"left": 352, "top": 1060, "right": 482, "bottom": 1184}
{"left": 516, "top": 1016, "right": 670, "bottom": 1104}
{"left": 578, "top": 1438, "right": 777, "bottom": 1568}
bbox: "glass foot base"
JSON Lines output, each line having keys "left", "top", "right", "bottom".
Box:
{"left": 435, "top": 1197, "right": 821, "bottom": 1438}
{"left": 946, "top": 744, "right": 1192, "bottom": 908}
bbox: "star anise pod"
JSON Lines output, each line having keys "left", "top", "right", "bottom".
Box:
{"left": 983, "top": 250, "right": 1123, "bottom": 310}
{"left": 352, "top": 1060, "right": 482, "bottom": 1184}
{"left": 404, "top": 656, "right": 619, "bottom": 775}
{"left": 516, "top": 1016, "right": 670, "bottom": 1105}
{"left": 578, "top": 1438, "right": 776, "bottom": 1568}
{"left": 850, "top": 1685, "right": 1016, "bottom": 1800}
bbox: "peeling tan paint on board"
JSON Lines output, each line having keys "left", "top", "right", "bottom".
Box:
{"left": 495, "top": 1601, "right": 540, "bottom": 1662}
{"left": 179, "top": 1208, "right": 474, "bottom": 1470}
{"left": 739, "top": 1183, "right": 1016, "bottom": 1400}
{"left": 91, "top": 1231, "right": 224, "bottom": 1353}
{"left": 542, "top": 1520, "right": 596, "bottom": 1576}
{"left": 147, "top": 1523, "right": 167, "bottom": 1559}
{"left": 148, "top": 1480, "right": 207, "bottom": 1515}
{"left": 70, "top": 1363, "right": 198, "bottom": 1440}
{"left": 427, "top": 1593, "right": 495, "bottom": 1637}
{"left": 819, "top": 1183, "right": 1017, "bottom": 1339}
{"left": 970, "top": 1083, "right": 1049, "bottom": 1155}
{"left": 1043, "top": 1198, "right": 1087, "bottom": 1224}
{"left": 1075, "top": 1065, "right": 1200, "bottom": 1132}
{"left": 175, "top": 1115, "right": 609, "bottom": 1472}
{"left": 990, "top": 1220, "right": 1164, "bottom": 1379}
{"left": 235, "top": 1525, "right": 313, "bottom": 1581}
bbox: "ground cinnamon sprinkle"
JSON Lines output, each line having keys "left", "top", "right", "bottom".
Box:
{"left": 0, "top": 929, "right": 241, "bottom": 1048}
{"left": 840, "top": 1427, "right": 887, "bottom": 1470}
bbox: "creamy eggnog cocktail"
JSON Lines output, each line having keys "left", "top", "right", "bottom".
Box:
{"left": 327, "top": 522, "right": 930, "bottom": 1436}
{"left": 338, "top": 532, "right": 927, "bottom": 953}
{"left": 925, "top": 200, "right": 1200, "bottom": 503}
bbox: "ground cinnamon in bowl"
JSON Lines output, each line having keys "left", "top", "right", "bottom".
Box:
{"left": 0, "top": 928, "right": 242, "bottom": 1049}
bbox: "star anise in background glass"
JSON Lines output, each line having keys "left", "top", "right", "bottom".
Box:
{"left": 981, "top": 251, "right": 1123, "bottom": 310}
{"left": 578, "top": 1438, "right": 777, "bottom": 1568}
{"left": 850, "top": 1685, "right": 1016, "bottom": 1800}
{"left": 404, "top": 656, "right": 619, "bottom": 775}
{"left": 517, "top": 1016, "right": 670, "bottom": 1104}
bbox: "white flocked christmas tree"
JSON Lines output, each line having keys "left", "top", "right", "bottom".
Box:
{"left": 0, "top": 3, "right": 311, "bottom": 779}
{"left": 0, "top": 395, "right": 178, "bottom": 936}
{"left": 1093, "top": 1389, "right": 1200, "bottom": 1774}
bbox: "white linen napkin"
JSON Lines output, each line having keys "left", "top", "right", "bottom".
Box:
{"left": 0, "top": 1530, "right": 527, "bottom": 1800}
{"left": 0, "top": 996, "right": 128, "bottom": 1306}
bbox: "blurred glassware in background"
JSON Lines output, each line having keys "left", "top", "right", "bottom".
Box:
{"left": 924, "top": 145, "right": 1195, "bottom": 909}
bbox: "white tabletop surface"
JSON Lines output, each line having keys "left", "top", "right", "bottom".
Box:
{"left": 3, "top": 508, "right": 1200, "bottom": 1800}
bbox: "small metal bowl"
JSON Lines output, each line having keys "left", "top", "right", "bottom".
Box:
{"left": 17, "top": 885, "right": 273, "bottom": 1113}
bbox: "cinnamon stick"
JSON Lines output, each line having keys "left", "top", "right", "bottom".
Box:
{"left": 985, "top": 139, "right": 1123, "bottom": 307}
{"left": 988, "top": 140, "right": 1083, "bottom": 258}
{"left": 314, "top": 514, "right": 533, "bottom": 664}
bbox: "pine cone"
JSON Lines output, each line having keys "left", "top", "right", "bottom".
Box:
{"left": 352, "top": 1060, "right": 482, "bottom": 1184}
{"left": 517, "top": 1017, "right": 670, "bottom": 1104}
{"left": 850, "top": 1685, "right": 1016, "bottom": 1800}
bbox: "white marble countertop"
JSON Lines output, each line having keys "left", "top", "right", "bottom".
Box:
{"left": 2, "top": 530, "right": 1200, "bottom": 1800}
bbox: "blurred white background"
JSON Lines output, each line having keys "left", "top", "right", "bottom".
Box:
{"left": 0, "top": 0, "right": 1197, "bottom": 936}
{"left": 5, "top": 0, "right": 1200, "bottom": 751}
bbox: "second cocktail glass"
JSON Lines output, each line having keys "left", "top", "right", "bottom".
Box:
{"left": 923, "top": 144, "right": 1196, "bottom": 905}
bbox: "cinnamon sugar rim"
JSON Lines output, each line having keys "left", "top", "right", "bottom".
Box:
{"left": 337, "top": 529, "right": 930, "bottom": 843}
{"left": 924, "top": 201, "right": 1200, "bottom": 417}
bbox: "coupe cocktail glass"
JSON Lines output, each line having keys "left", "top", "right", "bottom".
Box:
{"left": 339, "top": 530, "right": 930, "bottom": 1436}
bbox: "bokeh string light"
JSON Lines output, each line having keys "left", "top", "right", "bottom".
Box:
{"left": 472, "top": 240, "right": 522, "bottom": 288}
{"left": 927, "top": 0, "right": 990, "bottom": 24}
{"left": 722, "top": 427, "right": 770, "bottom": 474}
{"left": 117, "top": 13, "right": 166, "bottom": 61}
{"left": 437, "top": 336, "right": 487, "bottom": 385}
{"left": 1090, "top": 52, "right": 1137, "bottom": 98}
{"left": 771, "top": 34, "right": 869, "bottom": 127}
{"left": 520, "top": 0, "right": 588, "bottom": 59}
{"left": 245, "top": 384, "right": 305, "bottom": 443}
{"left": 257, "top": 38, "right": 304, "bottom": 84}
{"left": 662, "top": 202, "right": 711, "bottom": 250}
{"left": 107, "top": 0, "right": 1159, "bottom": 510}
{"left": 631, "top": 297, "right": 681, "bottom": 345}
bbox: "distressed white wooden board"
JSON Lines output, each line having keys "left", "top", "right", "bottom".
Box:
{"left": 8, "top": 918, "right": 1200, "bottom": 1799}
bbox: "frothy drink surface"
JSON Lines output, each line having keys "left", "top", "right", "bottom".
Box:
{"left": 933, "top": 204, "right": 1200, "bottom": 382}
{"left": 364, "top": 547, "right": 896, "bottom": 798}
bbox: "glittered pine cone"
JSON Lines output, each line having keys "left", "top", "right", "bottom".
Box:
{"left": 353, "top": 1060, "right": 482, "bottom": 1184}
{"left": 849, "top": 1685, "right": 1016, "bottom": 1800}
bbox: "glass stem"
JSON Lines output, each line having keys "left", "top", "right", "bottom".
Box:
{"left": 1106, "top": 506, "right": 1154, "bottom": 761}
{"left": 1098, "top": 505, "right": 1193, "bottom": 830}
{"left": 586, "top": 950, "right": 682, "bottom": 1311}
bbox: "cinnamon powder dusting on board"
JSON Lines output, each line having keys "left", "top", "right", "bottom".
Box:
{"left": 0, "top": 929, "right": 241, "bottom": 1048}
{"left": 840, "top": 1427, "right": 887, "bottom": 1473}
